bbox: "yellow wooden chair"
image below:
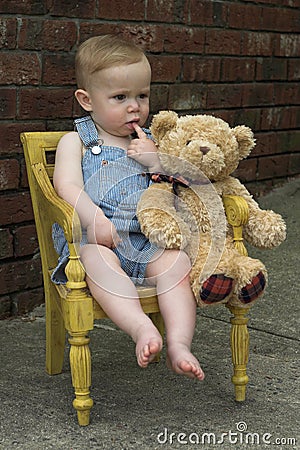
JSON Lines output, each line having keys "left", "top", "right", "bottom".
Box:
{"left": 21, "top": 131, "right": 252, "bottom": 426}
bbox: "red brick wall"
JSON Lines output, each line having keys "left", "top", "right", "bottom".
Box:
{"left": 0, "top": 0, "right": 299, "bottom": 317}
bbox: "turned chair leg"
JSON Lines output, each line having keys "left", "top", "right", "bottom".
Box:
{"left": 68, "top": 331, "right": 94, "bottom": 426}
{"left": 226, "top": 305, "right": 250, "bottom": 401}
{"left": 64, "top": 243, "right": 95, "bottom": 425}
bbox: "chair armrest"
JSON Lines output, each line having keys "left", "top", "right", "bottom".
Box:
{"left": 223, "top": 195, "right": 249, "bottom": 256}
{"left": 32, "top": 162, "right": 82, "bottom": 244}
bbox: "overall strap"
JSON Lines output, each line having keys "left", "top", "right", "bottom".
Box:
{"left": 74, "top": 115, "right": 102, "bottom": 151}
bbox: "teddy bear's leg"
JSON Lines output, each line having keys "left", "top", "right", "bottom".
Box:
{"left": 194, "top": 265, "right": 266, "bottom": 307}
{"left": 226, "top": 305, "right": 250, "bottom": 401}
{"left": 199, "top": 274, "right": 233, "bottom": 305}
{"left": 227, "top": 253, "right": 267, "bottom": 307}
{"left": 238, "top": 271, "right": 266, "bottom": 304}
{"left": 189, "top": 239, "right": 236, "bottom": 307}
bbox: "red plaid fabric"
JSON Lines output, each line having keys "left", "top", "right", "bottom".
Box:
{"left": 149, "top": 172, "right": 190, "bottom": 195}
{"left": 200, "top": 274, "right": 233, "bottom": 304}
{"left": 239, "top": 271, "right": 266, "bottom": 304}
{"left": 149, "top": 172, "right": 210, "bottom": 195}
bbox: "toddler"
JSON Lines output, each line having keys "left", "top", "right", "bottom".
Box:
{"left": 53, "top": 35, "right": 204, "bottom": 380}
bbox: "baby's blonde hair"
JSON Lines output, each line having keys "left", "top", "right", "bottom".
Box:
{"left": 75, "top": 35, "right": 146, "bottom": 89}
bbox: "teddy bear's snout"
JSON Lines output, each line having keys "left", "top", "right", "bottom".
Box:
{"left": 190, "top": 140, "right": 211, "bottom": 156}
{"left": 200, "top": 146, "right": 210, "bottom": 155}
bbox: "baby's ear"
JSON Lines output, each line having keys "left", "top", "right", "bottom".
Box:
{"left": 150, "top": 110, "right": 178, "bottom": 141}
{"left": 75, "top": 89, "right": 93, "bottom": 112}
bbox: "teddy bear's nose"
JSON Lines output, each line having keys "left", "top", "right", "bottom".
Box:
{"left": 200, "top": 146, "right": 210, "bottom": 155}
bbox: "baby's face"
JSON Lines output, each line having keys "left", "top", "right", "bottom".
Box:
{"left": 86, "top": 57, "right": 151, "bottom": 138}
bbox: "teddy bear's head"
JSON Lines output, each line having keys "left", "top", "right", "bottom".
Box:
{"left": 150, "top": 111, "right": 256, "bottom": 182}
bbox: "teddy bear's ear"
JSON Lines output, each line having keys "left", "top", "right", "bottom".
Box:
{"left": 233, "top": 125, "right": 256, "bottom": 159}
{"left": 150, "top": 110, "right": 178, "bottom": 141}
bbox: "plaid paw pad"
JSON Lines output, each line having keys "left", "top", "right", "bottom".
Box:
{"left": 239, "top": 271, "right": 266, "bottom": 304}
{"left": 200, "top": 274, "right": 233, "bottom": 304}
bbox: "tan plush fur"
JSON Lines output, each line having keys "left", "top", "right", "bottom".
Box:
{"left": 137, "top": 111, "right": 286, "bottom": 307}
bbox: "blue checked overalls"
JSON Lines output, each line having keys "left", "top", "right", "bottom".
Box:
{"left": 51, "top": 115, "right": 160, "bottom": 285}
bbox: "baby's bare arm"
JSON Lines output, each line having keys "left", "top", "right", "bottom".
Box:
{"left": 53, "top": 132, "right": 120, "bottom": 248}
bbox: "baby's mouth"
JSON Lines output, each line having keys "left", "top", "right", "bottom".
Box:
{"left": 126, "top": 119, "right": 140, "bottom": 130}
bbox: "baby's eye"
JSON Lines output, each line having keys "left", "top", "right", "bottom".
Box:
{"left": 139, "top": 93, "right": 148, "bottom": 99}
{"left": 114, "top": 94, "right": 126, "bottom": 101}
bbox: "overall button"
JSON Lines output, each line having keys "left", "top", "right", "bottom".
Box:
{"left": 91, "top": 145, "right": 101, "bottom": 155}
{"left": 102, "top": 160, "right": 108, "bottom": 166}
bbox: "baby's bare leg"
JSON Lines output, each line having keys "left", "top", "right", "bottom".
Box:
{"left": 146, "top": 250, "right": 204, "bottom": 380}
{"left": 80, "top": 244, "right": 162, "bottom": 367}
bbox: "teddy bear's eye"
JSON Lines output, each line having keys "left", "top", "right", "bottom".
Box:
{"left": 186, "top": 140, "right": 192, "bottom": 145}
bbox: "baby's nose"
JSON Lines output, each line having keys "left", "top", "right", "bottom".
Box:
{"left": 200, "top": 146, "right": 210, "bottom": 155}
{"left": 128, "top": 99, "right": 139, "bottom": 111}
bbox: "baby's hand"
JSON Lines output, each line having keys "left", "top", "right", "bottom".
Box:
{"left": 87, "top": 212, "right": 121, "bottom": 249}
{"left": 127, "top": 123, "right": 161, "bottom": 171}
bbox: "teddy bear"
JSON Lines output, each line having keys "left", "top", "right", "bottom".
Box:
{"left": 137, "top": 111, "right": 286, "bottom": 307}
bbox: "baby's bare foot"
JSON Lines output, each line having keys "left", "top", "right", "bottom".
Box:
{"left": 166, "top": 344, "right": 205, "bottom": 381}
{"left": 135, "top": 325, "right": 163, "bottom": 368}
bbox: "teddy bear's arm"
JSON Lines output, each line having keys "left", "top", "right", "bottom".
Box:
{"left": 218, "top": 177, "right": 286, "bottom": 249}
{"left": 136, "top": 183, "right": 191, "bottom": 248}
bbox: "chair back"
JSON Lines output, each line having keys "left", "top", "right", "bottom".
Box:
{"left": 21, "top": 132, "right": 68, "bottom": 274}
